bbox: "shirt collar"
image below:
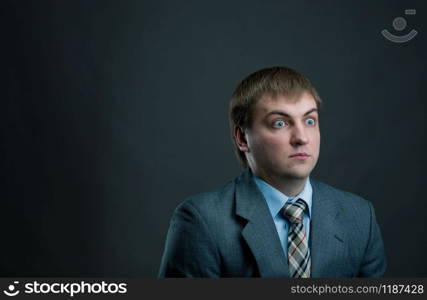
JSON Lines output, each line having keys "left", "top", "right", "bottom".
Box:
{"left": 253, "top": 174, "right": 312, "bottom": 219}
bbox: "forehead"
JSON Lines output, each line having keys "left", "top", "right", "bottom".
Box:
{"left": 254, "top": 92, "right": 318, "bottom": 117}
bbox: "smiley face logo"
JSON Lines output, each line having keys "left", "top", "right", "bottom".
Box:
{"left": 3, "top": 281, "right": 20, "bottom": 297}
{"left": 381, "top": 9, "right": 418, "bottom": 43}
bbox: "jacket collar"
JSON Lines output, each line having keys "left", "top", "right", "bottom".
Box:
{"left": 235, "top": 169, "right": 290, "bottom": 277}
{"left": 235, "top": 169, "right": 343, "bottom": 277}
{"left": 309, "top": 179, "right": 344, "bottom": 277}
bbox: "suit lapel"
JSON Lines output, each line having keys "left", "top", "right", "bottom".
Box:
{"left": 310, "top": 180, "right": 345, "bottom": 277}
{"left": 235, "top": 170, "right": 290, "bottom": 278}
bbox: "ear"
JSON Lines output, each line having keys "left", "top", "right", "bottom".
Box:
{"left": 233, "top": 125, "right": 249, "bottom": 152}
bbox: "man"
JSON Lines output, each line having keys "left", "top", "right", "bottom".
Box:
{"left": 158, "top": 67, "right": 387, "bottom": 277}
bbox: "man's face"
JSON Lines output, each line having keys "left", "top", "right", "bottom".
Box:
{"left": 242, "top": 92, "right": 320, "bottom": 181}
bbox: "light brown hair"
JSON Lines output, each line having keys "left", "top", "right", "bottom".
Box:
{"left": 229, "top": 66, "right": 322, "bottom": 168}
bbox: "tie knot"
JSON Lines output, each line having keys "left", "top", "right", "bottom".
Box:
{"left": 282, "top": 198, "right": 307, "bottom": 224}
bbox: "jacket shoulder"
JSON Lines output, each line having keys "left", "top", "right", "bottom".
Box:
{"left": 175, "top": 177, "right": 237, "bottom": 216}
{"left": 311, "top": 180, "right": 372, "bottom": 212}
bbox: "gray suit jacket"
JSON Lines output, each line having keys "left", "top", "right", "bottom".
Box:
{"left": 159, "top": 169, "right": 386, "bottom": 277}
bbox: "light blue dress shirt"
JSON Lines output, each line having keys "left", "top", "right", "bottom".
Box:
{"left": 253, "top": 175, "right": 312, "bottom": 256}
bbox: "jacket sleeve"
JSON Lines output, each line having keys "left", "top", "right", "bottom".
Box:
{"left": 158, "top": 200, "right": 221, "bottom": 277}
{"left": 357, "top": 201, "right": 387, "bottom": 277}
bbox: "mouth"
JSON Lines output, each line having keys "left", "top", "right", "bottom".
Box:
{"left": 289, "top": 153, "right": 310, "bottom": 159}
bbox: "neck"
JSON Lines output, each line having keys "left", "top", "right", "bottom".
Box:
{"left": 253, "top": 170, "right": 307, "bottom": 197}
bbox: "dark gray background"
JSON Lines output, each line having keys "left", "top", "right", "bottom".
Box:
{"left": 1, "top": 0, "right": 426, "bottom": 277}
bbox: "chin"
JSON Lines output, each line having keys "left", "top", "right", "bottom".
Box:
{"left": 268, "top": 163, "right": 312, "bottom": 180}
{"left": 274, "top": 171, "right": 307, "bottom": 181}
{"left": 279, "top": 168, "right": 311, "bottom": 180}
{"left": 289, "top": 174, "right": 310, "bottom": 180}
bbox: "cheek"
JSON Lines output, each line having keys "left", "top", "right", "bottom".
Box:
{"left": 252, "top": 134, "right": 286, "bottom": 154}
{"left": 310, "top": 131, "right": 321, "bottom": 153}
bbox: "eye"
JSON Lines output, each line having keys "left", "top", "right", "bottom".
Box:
{"left": 273, "top": 120, "right": 287, "bottom": 128}
{"left": 305, "top": 118, "right": 316, "bottom": 126}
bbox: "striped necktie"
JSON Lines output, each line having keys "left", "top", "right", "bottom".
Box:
{"left": 282, "top": 198, "right": 311, "bottom": 278}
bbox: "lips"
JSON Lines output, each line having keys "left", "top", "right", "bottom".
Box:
{"left": 290, "top": 152, "right": 310, "bottom": 158}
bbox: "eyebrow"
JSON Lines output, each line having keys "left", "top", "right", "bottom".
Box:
{"left": 265, "top": 108, "right": 318, "bottom": 118}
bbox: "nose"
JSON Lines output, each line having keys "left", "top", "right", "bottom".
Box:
{"left": 290, "top": 123, "right": 308, "bottom": 146}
